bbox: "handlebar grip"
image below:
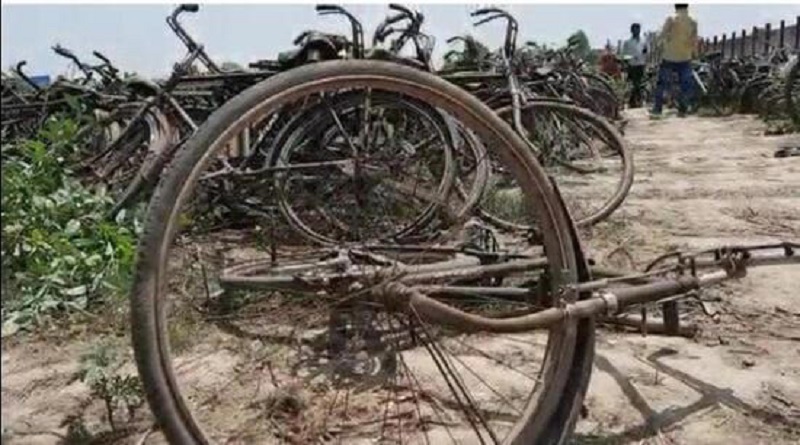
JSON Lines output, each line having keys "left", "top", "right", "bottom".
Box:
{"left": 293, "top": 30, "right": 312, "bottom": 46}
{"left": 389, "top": 4, "right": 413, "bottom": 16}
{"left": 315, "top": 4, "right": 340, "bottom": 12}
{"left": 53, "top": 45, "right": 75, "bottom": 59}
{"left": 180, "top": 3, "right": 199, "bottom": 13}
{"left": 92, "top": 51, "right": 111, "bottom": 64}
{"left": 471, "top": 8, "right": 502, "bottom": 17}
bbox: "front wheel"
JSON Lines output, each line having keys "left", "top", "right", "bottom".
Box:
{"left": 130, "top": 60, "right": 594, "bottom": 445}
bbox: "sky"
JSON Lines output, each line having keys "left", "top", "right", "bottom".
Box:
{"left": 2, "top": 3, "right": 799, "bottom": 77}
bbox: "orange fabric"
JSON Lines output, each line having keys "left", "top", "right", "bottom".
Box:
{"left": 599, "top": 52, "right": 621, "bottom": 78}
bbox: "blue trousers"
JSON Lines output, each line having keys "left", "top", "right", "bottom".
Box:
{"left": 652, "top": 60, "right": 694, "bottom": 114}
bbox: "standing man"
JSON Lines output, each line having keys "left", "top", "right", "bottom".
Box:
{"left": 651, "top": 4, "right": 698, "bottom": 118}
{"left": 622, "top": 23, "right": 647, "bottom": 108}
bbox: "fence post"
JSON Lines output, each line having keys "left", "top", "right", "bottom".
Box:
{"left": 795, "top": 16, "right": 799, "bottom": 49}
{"left": 731, "top": 31, "right": 737, "bottom": 58}
{"left": 740, "top": 29, "right": 746, "bottom": 57}
{"left": 721, "top": 33, "right": 727, "bottom": 58}
{"left": 764, "top": 23, "right": 771, "bottom": 55}
{"left": 779, "top": 20, "right": 785, "bottom": 48}
{"left": 713, "top": 35, "right": 718, "bottom": 52}
{"left": 752, "top": 26, "right": 758, "bottom": 56}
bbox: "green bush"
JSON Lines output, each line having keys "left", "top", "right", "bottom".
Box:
{"left": 1, "top": 118, "right": 140, "bottom": 334}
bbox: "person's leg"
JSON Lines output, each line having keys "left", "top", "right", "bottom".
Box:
{"left": 651, "top": 61, "right": 672, "bottom": 115}
{"left": 629, "top": 65, "right": 644, "bottom": 108}
{"left": 676, "top": 61, "right": 694, "bottom": 115}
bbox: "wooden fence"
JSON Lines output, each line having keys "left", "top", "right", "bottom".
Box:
{"left": 619, "top": 16, "right": 799, "bottom": 65}
{"left": 698, "top": 17, "right": 799, "bottom": 60}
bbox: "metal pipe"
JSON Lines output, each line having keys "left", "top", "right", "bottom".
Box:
{"left": 603, "top": 314, "right": 698, "bottom": 338}
{"left": 395, "top": 251, "right": 798, "bottom": 333}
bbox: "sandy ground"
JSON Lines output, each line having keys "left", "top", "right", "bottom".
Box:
{"left": 574, "top": 109, "right": 800, "bottom": 444}
{"left": 2, "top": 109, "right": 799, "bottom": 444}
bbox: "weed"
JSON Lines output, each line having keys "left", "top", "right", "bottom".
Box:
{"left": 1, "top": 118, "right": 141, "bottom": 334}
{"left": 76, "top": 338, "right": 144, "bottom": 431}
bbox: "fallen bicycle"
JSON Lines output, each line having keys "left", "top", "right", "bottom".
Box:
{"left": 127, "top": 60, "right": 799, "bottom": 444}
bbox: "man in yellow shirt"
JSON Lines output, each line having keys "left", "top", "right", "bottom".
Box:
{"left": 651, "top": 4, "right": 698, "bottom": 118}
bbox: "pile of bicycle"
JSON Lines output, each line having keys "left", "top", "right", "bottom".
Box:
{"left": 5, "top": 5, "right": 800, "bottom": 444}
{"left": 1, "top": 3, "right": 631, "bottom": 243}
{"left": 644, "top": 41, "right": 800, "bottom": 126}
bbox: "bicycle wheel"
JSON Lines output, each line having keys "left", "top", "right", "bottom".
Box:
{"left": 130, "top": 60, "right": 594, "bottom": 445}
{"left": 481, "top": 100, "right": 633, "bottom": 230}
{"left": 268, "top": 90, "right": 457, "bottom": 245}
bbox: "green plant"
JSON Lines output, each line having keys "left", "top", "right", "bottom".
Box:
{"left": 77, "top": 338, "right": 144, "bottom": 431}
{"left": 1, "top": 117, "right": 140, "bottom": 334}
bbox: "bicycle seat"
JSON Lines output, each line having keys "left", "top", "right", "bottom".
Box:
{"left": 277, "top": 31, "right": 348, "bottom": 69}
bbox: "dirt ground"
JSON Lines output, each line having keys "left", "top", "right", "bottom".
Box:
{"left": 2, "top": 109, "right": 799, "bottom": 444}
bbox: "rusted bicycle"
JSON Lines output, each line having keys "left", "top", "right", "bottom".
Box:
{"left": 128, "top": 60, "right": 798, "bottom": 444}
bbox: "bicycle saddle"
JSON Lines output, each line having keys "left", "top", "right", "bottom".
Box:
{"left": 277, "top": 31, "right": 348, "bottom": 69}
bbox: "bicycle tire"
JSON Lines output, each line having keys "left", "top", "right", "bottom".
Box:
{"left": 130, "top": 60, "right": 592, "bottom": 445}
{"left": 267, "top": 90, "right": 457, "bottom": 245}
{"left": 481, "top": 100, "right": 633, "bottom": 230}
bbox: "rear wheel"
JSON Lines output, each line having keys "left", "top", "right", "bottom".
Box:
{"left": 481, "top": 100, "right": 633, "bottom": 230}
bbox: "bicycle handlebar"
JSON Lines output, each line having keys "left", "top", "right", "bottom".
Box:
{"left": 389, "top": 3, "right": 413, "bottom": 16}
{"left": 293, "top": 30, "right": 312, "bottom": 46}
{"left": 176, "top": 3, "right": 198, "bottom": 16}
{"left": 470, "top": 7, "right": 518, "bottom": 60}
{"left": 53, "top": 44, "right": 78, "bottom": 61}
{"left": 92, "top": 50, "right": 112, "bottom": 65}
{"left": 315, "top": 4, "right": 364, "bottom": 58}
{"left": 166, "top": 4, "right": 221, "bottom": 73}
{"left": 13, "top": 61, "right": 42, "bottom": 91}
{"left": 446, "top": 36, "right": 467, "bottom": 45}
